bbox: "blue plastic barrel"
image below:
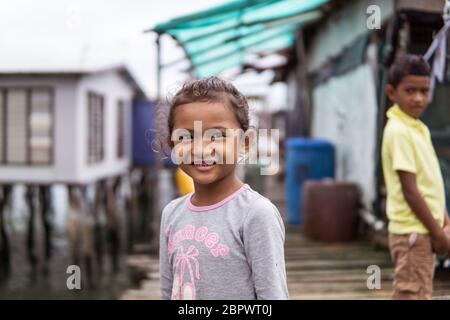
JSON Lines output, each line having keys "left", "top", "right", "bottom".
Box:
{"left": 285, "top": 138, "right": 335, "bottom": 224}
{"left": 132, "top": 100, "right": 177, "bottom": 168}
{"left": 132, "top": 100, "right": 156, "bottom": 166}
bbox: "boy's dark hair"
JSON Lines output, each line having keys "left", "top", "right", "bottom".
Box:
{"left": 388, "top": 54, "right": 431, "bottom": 88}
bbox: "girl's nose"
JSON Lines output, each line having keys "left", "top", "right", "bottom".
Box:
{"left": 191, "top": 138, "right": 207, "bottom": 160}
{"left": 191, "top": 138, "right": 217, "bottom": 161}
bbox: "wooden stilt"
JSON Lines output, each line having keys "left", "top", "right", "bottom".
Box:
{"left": 105, "top": 177, "right": 120, "bottom": 274}
{"left": 79, "top": 185, "right": 96, "bottom": 289}
{"left": 39, "top": 185, "right": 52, "bottom": 275}
{"left": 67, "top": 186, "right": 81, "bottom": 268}
{"left": 25, "top": 186, "right": 38, "bottom": 274}
{"left": 124, "top": 171, "right": 138, "bottom": 253}
{"left": 137, "top": 168, "right": 149, "bottom": 243}
{"left": 147, "top": 167, "right": 159, "bottom": 254}
{"left": 129, "top": 167, "right": 159, "bottom": 254}
{"left": 0, "top": 185, "right": 12, "bottom": 282}
{"left": 93, "top": 181, "right": 105, "bottom": 274}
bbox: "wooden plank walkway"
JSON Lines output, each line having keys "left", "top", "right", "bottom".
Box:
{"left": 120, "top": 228, "right": 450, "bottom": 300}
{"left": 120, "top": 176, "right": 450, "bottom": 300}
{"left": 284, "top": 229, "right": 393, "bottom": 299}
{"left": 119, "top": 228, "right": 393, "bottom": 300}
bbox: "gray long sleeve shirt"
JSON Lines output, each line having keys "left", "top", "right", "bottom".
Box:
{"left": 159, "top": 184, "right": 289, "bottom": 300}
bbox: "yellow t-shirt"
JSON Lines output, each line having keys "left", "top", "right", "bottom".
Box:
{"left": 381, "top": 104, "right": 445, "bottom": 234}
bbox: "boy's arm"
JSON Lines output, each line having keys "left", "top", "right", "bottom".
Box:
{"left": 397, "top": 170, "right": 449, "bottom": 254}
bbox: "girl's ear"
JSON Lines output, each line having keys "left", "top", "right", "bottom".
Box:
{"left": 167, "top": 136, "right": 174, "bottom": 149}
{"left": 240, "top": 128, "right": 255, "bottom": 156}
{"left": 244, "top": 134, "right": 250, "bottom": 153}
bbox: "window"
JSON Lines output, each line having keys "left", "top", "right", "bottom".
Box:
{"left": 117, "top": 100, "right": 125, "bottom": 158}
{"left": 7, "top": 89, "right": 27, "bottom": 163}
{"left": 87, "top": 92, "right": 104, "bottom": 164}
{"left": 30, "top": 89, "right": 53, "bottom": 164}
{"left": 0, "top": 88, "right": 53, "bottom": 165}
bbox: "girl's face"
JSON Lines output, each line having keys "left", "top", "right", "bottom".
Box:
{"left": 170, "top": 101, "right": 245, "bottom": 185}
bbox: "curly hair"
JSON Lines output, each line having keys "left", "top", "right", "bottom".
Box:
{"left": 152, "top": 77, "right": 251, "bottom": 159}
{"left": 168, "top": 76, "right": 250, "bottom": 133}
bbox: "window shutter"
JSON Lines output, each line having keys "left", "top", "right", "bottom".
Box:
{"left": 6, "top": 89, "right": 27, "bottom": 164}
{"left": 30, "top": 89, "right": 52, "bottom": 164}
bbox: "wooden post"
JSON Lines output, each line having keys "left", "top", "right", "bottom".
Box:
{"left": 79, "top": 185, "right": 96, "bottom": 288}
{"left": 148, "top": 166, "right": 159, "bottom": 254}
{"left": 374, "top": 16, "right": 398, "bottom": 218}
{"left": 124, "top": 170, "right": 139, "bottom": 253}
{"left": 294, "top": 29, "right": 312, "bottom": 137}
{"left": 67, "top": 185, "right": 81, "bottom": 268}
{"left": 138, "top": 168, "right": 150, "bottom": 243}
{"left": 0, "top": 185, "right": 12, "bottom": 282}
{"left": 25, "top": 185, "right": 38, "bottom": 274}
{"left": 39, "top": 185, "right": 52, "bottom": 275}
{"left": 93, "top": 180, "right": 105, "bottom": 273}
{"left": 105, "top": 177, "right": 120, "bottom": 274}
{"left": 156, "top": 33, "right": 162, "bottom": 101}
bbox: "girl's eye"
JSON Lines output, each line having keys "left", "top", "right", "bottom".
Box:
{"left": 179, "top": 134, "right": 192, "bottom": 142}
{"left": 210, "top": 132, "right": 224, "bottom": 141}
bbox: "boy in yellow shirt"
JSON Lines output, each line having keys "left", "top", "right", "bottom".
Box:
{"left": 382, "top": 54, "right": 450, "bottom": 300}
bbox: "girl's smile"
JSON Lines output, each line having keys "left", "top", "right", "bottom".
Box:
{"left": 191, "top": 161, "right": 216, "bottom": 172}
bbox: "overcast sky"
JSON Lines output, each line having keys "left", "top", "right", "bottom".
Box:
{"left": 0, "top": 0, "right": 226, "bottom": 99}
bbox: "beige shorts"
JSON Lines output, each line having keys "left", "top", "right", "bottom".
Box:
{"left": 389, "top": 233, "right": 436, "bottom": 300}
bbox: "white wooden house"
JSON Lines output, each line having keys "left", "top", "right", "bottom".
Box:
{"left": 0, "top": 65, "right": 145, "bottom": 185}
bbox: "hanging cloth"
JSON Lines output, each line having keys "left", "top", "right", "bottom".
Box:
{"left": 423, "top": 0, "right": 450, "bottom": 100}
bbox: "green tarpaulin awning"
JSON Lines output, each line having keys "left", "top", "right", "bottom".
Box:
{"left": 151, "top": 0, "right": 329, "bottom": 78}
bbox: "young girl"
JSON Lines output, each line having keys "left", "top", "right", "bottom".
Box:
{"left": 158, "top": 77, "right": 288, "bottom": 300}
